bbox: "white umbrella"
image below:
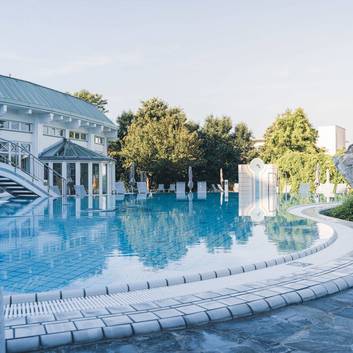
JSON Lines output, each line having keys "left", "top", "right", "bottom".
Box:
{"left": 314, "top": 163, "right": 320, "bottom": 187}
{"left": 129, "top": 162, "right": 136, "bottom": 187}
{"left": 188, "top": 166, "right": 193, "bottom": 192}
{"left": 220, "top": 168, "right": 224, "bottom": 187}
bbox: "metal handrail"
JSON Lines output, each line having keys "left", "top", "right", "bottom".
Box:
{"left": 0, "top": 137, "right": 67, "bottom": 195}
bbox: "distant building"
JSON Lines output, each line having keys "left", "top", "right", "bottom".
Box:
{"left": 317, "top": 125, "right": 346, "bottom": 155}
{"left": 253, "top": 137, "right": 265, "bottom": 149}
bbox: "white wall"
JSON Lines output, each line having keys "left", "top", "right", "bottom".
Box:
{"left": 317, "top": 125, "right": 346, "bottom": 155}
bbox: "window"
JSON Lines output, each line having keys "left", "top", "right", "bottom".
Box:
{"left": 0, "top": 120, "right": 32, "bottom": 133}
{"left": 94, "top": 136, "right": 105, "bottom": 145}
{"left": 69, "top": 131, "right": 87, "bottom": 141}
{"left": 43, "top": 126, "right": 65, "bottom": 137}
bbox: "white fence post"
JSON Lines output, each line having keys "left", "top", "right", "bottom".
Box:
{"left": 0, "top": 287, "right": 5, "bottom": 353}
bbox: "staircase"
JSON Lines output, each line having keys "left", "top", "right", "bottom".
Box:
{"left": 0, "top": 138, "right": 66, "bottom": 198}
{"left": 0, "top": 176, "right": 37, "bottom": 198}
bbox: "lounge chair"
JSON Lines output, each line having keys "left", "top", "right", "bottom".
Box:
{"left": 197, "top": 181, "right": 207, "bottom": 200}
{"left": 115, "top": 181, "right": 127, "bottom": 195}
{"left": 176, "top": 181, "right": 187, "bottom": 200}
{"left": 298, "top": 183, "right": 310, "bottom": 198}
{"left": 168, "top": 183, "right": 176, "bottom": 192}
{"left": 217, "top": 184, "right": 224, "bottom": 192}
{"left": 137, "top": 181, "right": 148, "bottom": 195}
{"left": 157, "top": 184, "right": 165, "bottom": 193}
{"left": 336, "top": 183, "right": 348, "bottom": 195}
{"left": 211, "top": 184, "right": 218, "bottom": 192}
{"left": 74, "top": 185, "right": 87, "bottom": 197}
{"left": 282, "top": 184, "right": 291, "bottom": 194}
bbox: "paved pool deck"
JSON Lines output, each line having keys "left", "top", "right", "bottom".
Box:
{"left": 4, "top": 203, "right": 353, "bottom": 352}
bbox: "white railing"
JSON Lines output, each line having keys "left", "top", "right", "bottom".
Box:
{"left": 0, "top": 137, "right": 67, "bottom": 195}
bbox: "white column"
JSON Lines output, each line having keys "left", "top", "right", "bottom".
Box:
{"left": 62, "top": 162, "right": 67, "bottom": 195}
{"left": 88, "top": 162, "right": 93, "bottom": 195}
{"left": 99, "top": 162, "right": 103, "bottom": 195}
{"left": 75, "top": 162, "right": 80, "bottom": 186}
{"left": 48, "top": 162, "right": 53, "bottom": 187}
{"left": 107, "top": 163, "right": 112, "bottom": 195}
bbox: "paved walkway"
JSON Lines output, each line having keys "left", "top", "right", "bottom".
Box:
{"left": 43, "top": 288, "right": 353, "bottom": 353}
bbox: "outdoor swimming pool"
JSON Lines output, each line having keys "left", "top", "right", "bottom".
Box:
{"left": 0, "top": 193, "right": 329, "bottom": 294}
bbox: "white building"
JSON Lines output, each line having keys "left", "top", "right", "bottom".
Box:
{"left": 0, "top": 75, "right": 117, "bottom": 197}
{"left": 317, "top": 125, "right": 346, "bottom": 155}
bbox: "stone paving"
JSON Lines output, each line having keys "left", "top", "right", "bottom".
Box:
{"left": 40, "top": 288, "right": 353, "bottom": 353}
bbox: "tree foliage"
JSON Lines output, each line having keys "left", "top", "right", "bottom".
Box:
{"left": 261, "top": 108, "right": 318, "bottom": 163}
{"left": 120, "top": 98, "right": 202, "bottom": 183}
{"left": 72, "top": 89, "right": 109, "bottom": 113}
{"left": 234, "top": 122, "right": 257, "bottom": 164}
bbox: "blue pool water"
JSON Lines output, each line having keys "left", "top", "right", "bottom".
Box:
{"left": 0, "top": 193, "right": 328, "bottom": 294}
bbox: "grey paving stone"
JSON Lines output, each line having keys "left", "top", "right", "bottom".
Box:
{"left": 73, "top": 328, "right": 104, "bottom": 344}
{"left": 297, "top": 288, "right": 316, "bottom": 301}
{"left": 195, "top": 291, "right": 220, "bottom": 300}
{"left": 206, "top": 307, "right": 232, "bottom": 322}
{"left": 310, "top": 284, "right": 328, "bottom": 298}
{"left": 243, "top": 264, "right": 256, "bottom": 272}
{"left": 10, "top": 293, "right": 36, "bottom": 305}
{"left": 5, "top": 329, "right": 13, "bottom": 339}
{"left": 176, "top": 295, "right": 200, "bottom": 303}
{"left": 37, "top": 291, "right": 61, "bottom": 302}
{"left": 61, "top": 289, "right": 84, "bottom": 300}
{"left": 265, "top": 295, "right": 287, "bottom": 309}
{"left": 200, "top": 271, "right": 216, "bottom": 280}
{"left": 147, "top": 278, "right": 168, "bottom": 289}
{"left": 103, "top": 324, "right": 133, "bottom": 339}
{"left": 323, "top": 281, "right": 340, "bottom": 294}
{"left": 6, "top": 336, "right": 40, "bottom": 353}
{"left": 54, "top": 311, "right": 83, "bottom": 321}
{"left": 129, "top": 312, "right": 158, "bottom": 323}
{"left": 213, "top": 288, "right": 237, "bottom": 296}
{"left": 45, "top": 321, "right": 76, "bottom": 334}
{"left": 107, "top": 305, "right": 135, "bottom": 314}
{"left": 228, "top": 266, "right": 244, "bottom": 275}
{"left": 159, "top": 316, "right": 186, "bottom": 330}
{"left": 153, "top": 298, "right": 181, "bottom": 307}
{"left": 247, "top": 299, "right": 270, "bottom": 314}
{"left": 82, "top": 308, "right": 110, "bottom": 317}
{"left": 84, "top": 287, "right": 108, "bottom": 297}
{"left": 343, "top": 275, "right": 353, "bottom": 286}
{"left": 15, "top": 324, "right": 45, "bottom": 338}
{"left": 215, "top": 268, "right": 231, "bottom": 278}
{"left": 183, "top": 312, "right": 210, "bottom": 327}
{"left": 128, "top": 281, "right": 148, "bottom": 291}
{"left": 236, "top": 293, "right": 262, "bottom": 302}
{"left": 40, "top": 332, "right": 73, "bottom": 348}
{"left": 74, "top": 318, "right": 105, "bottom": 330}
{"left": 254, "top": 289, "right": 279, "bottom": 298}
{"left": 166, "top": 276, "right": 185, "bottom": 286}
{"left": 334, "top": 278, "right": 349, "bottom": 291}
{"left": 227, "top": 303, "right": 253, "bottom": 318}
{"left": 132, "top": 320, "right": 161, "bottom": 335}
{"left": 27, "top": 314, "right": 55, "bottom": 324}
{"left": 281, "top": 291, "right": 302, "bottom": 305}
{"left": 219, "top": 297, "right": 245, "bottom": 306}
{"left": 153, "top": 308, "right": 182, "bottom": 319}
{"left": 102, "top": 315, "right": 132, "bottom": 326}
{"left": 107, "top": 283, "right": 129, "bottom": 294}
{"left": 131, "top": 302, "right": 159, "bottom": 311}
{"left": 254, "top": 261, "right": 267, "bottom": 270}
{"left": 183, "top": 273, "right": 202, "bottom": 283}
{"left": 177, "top": 305, "right": 205, "bottom": 315}
{"left": 5, "top": 317, "right": 27, "bottom": 327}
{"left": 284, "top": 282, "right": 308, "bottom": 290}
{"left": 198, "top": 301, "right": 226, "bottom": 310}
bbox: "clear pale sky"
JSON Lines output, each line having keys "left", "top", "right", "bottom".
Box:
{"left": 1, "top": 0, "right": 353, "bottom": 142}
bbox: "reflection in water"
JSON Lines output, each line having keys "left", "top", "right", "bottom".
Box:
{"left": 0, "top": 193, "right": 321, "bottom": 294}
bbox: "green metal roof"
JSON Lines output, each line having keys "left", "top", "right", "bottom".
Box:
{"left": 39, "top": 138, "right": 113, "bottom": 161}
{"left": 0, "top": 74, "right": 116, "bottom": 128}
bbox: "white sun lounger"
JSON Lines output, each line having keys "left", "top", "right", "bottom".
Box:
{"left": 50, "top": 185, "right": 61, "bottom": 195}
{"left": 176, "top": 182, "right": 187, "bottom": 200}
{"left": 211, "top": 184, "right": 218, "bottom": 192}
{"left": 115, "top": 181, "right": 127, "bottom": 195}
{"left": 298, "top": 183, "right": 310, "bottom": 198}
{"left": 137, "top": 181, "right": 148, "bottom": 195}
{"left": 168, "top": 184, "right": 176, "bottom": 192}
{"left": 336, "top": 183, "right": 348, "bottom": 195}
{"left": 157, "top": 184, "right": 165, "bottom": 192}
{"left": 197, "top": 181, "right": 207, "bottom": 200}
{"left": 217, "top": 184, "right": 224, "bottom": 192}
{"left": 74, "top": 185, "right": 87, "bottom": 197}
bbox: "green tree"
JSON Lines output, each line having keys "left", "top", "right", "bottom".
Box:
{"left": 197, "top": 115, "right": 239, "bottom": 184}
{"left": 72, "top": 89, "right": 108, "bottom": 113}
{"left": 120, "top": 98, "right": 202, "bottom": 184}
{"left": 234, "top": 122, "right": 257, "bottom": 164}
{"left": 109, "top": 111, "right": 135, "bottom": 179}
{"left": 261, "top": 108, "right": 318, "bottom": 163}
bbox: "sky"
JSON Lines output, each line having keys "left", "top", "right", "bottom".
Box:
{"left": 1, "top": 0, "right": 353, "bottom": 142}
